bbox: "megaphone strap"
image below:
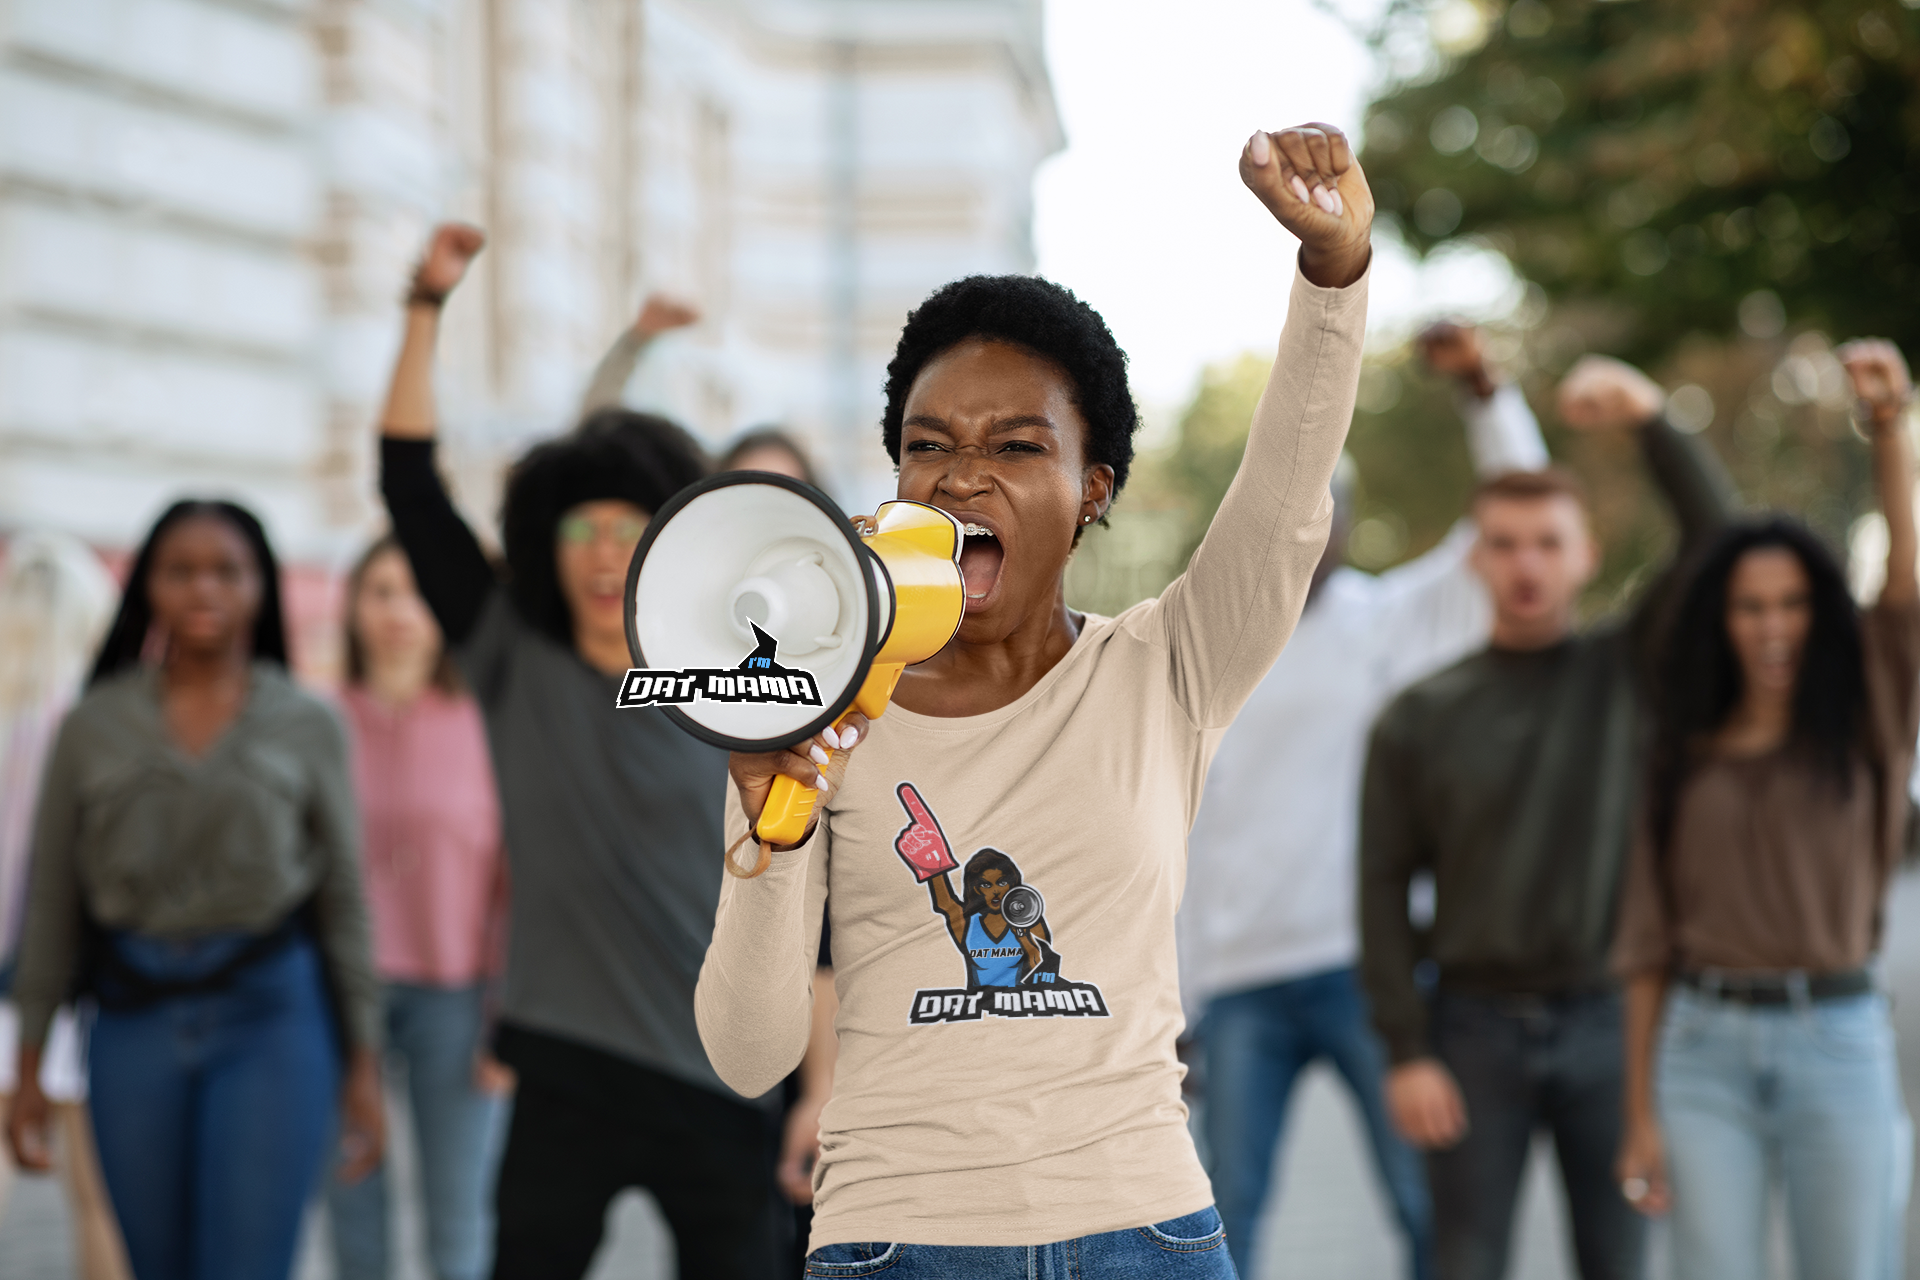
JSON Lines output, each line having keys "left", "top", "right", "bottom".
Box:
{"left": 724, "top": 829, "right": 775, "bottom": 879}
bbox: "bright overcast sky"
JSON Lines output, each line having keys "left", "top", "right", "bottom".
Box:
{"left": 1034, "top": 0, "right": 1522, "bottom": 417}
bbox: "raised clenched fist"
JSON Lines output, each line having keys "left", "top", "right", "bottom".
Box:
{"left": 1418, "top": 321, "right": 1495, "bottom": 398}
{"left": 1837, "top": 339, "right": 1913, "bottom": 431}
{"left": 413, "top": 223, "right": 486, "bottom": 301}
{"left": 1240, "top": 122, "right": 1374, "bottom": 290}
{"left": 893, "top": 783, "right": 959, "bottom": 883}
{"left": 1556, "top": 355, "right": 1665, "bottom": 433}
{"left": 636, "top": 294, "right": 700, "bottom": 337}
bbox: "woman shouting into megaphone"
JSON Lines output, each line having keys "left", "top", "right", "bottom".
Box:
{"left": 700, "top": 123, "right": 1373, "bottom": 1279}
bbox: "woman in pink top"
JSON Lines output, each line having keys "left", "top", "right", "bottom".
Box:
{"left": 328, "top": 536, "right": 509, "bottom": 1280}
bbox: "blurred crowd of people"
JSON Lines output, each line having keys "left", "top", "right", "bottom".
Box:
{"left": 0, "top": 154, "right": 1916, "bottom": 1280}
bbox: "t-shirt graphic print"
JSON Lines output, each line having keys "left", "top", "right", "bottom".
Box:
{"left": 893, "top": 781, "right": 1110, "bottom": 1025}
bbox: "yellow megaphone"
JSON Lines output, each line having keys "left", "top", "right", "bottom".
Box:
{"left": 621, "top": 472, "right": 965, "bottom": 850}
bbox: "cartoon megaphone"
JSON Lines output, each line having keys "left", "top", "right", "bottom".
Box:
{"left": 623, "top": 472, "right": 965, "bottom": 847}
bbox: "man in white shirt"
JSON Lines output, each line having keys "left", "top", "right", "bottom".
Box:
{"left": 1180, "top": 325, "right": 1548, "bottom": 1280}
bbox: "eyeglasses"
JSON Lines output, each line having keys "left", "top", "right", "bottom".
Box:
{"left": 558, "top": 514, "right": 648, "bottom": 547}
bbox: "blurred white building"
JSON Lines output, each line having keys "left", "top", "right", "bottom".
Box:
{"left": 0, "top": 0, "right": 1059, "bottom": 667}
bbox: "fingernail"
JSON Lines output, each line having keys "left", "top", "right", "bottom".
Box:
{"left": 816, "top": 770, "right": 831, "bottom": 790}
{"left": 1329, "top": 189, "right": 1344, "bottom": 217}
{"left": 810, "top": 745, "right": 829, "bottom": 766}
{"left": 1290, "top": 175, "right": 1311, "bottom": 204}
{"left": 1249, "top": 131, "right": 1270, "bottom": 166}
{"left": 821, "top": 726, "right": 842, "bottom": 750}
{"left": 1312, "top": 186, "right": 1335, "bottom": 213}
{"left": 842, "top": 726, "right": 859, "bottom": 748}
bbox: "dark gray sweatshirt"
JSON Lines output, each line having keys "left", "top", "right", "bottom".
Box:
{"left": 1359, "top": 418, "right": 1736, "bottom": 1064}
{"left": 382, "top": 437, "right": 738, "bottom": 1097}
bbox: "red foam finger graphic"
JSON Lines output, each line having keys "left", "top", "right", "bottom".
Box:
{"left": 893, "top": 783, "right": 959, "bottom": 882}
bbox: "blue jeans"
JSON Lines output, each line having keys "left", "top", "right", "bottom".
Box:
{"left": 1658, "top": 986, "right": 1911, "bottom": 1280}
{"left": 1202, "top": 967, "right": 1432, "bottom": 1280}
{"left": 803, "top": 1207, "right": 1236, "bottom": 1277}
{"left": 1427, "top": 990, "right": 1642, "bottom": 1280}
{"left": 88, "top": 931, "right": 342, "bottom": 1280}
{"left": 327, "top": 983, "right": 507, "bottom": 1280}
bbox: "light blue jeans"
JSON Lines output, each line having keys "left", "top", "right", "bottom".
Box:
{"left": 1658, "top": 986, "right": 1912, "bottom": 1280}
{"left": 803, "top": 1208, "right": 1237, "bottom": 1277}
{"left": 327, "top": 983, "right": 508, "bottom": 1280}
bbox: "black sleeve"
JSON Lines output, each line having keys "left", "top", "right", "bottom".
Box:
{"left": 1358, "top": 708, "right": 1431, "bottom": 1065}
{"left": 380, "top": 437, "right": 499, "bottom": 646}
{"left": 1638, "top": 414, "right": 1738, "bottom": 556}
{"left": 1624, "top": 416, "right": 1740, "bottom": 669}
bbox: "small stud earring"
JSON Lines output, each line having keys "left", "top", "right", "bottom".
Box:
{"left": 1083, "top": 514, "right": 1092, "bottom": 524}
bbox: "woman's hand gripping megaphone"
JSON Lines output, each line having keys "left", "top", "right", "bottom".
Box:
{"left": 729, "top": 709, "right": 874, "bottom": 855}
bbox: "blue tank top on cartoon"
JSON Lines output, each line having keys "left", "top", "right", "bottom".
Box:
{"left": 965, "top": 914, "right": 1024, "bottom": 987}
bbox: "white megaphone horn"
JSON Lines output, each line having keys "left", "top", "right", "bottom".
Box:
{"left": 622, "top": 472, "right": 966, "bottom": 853}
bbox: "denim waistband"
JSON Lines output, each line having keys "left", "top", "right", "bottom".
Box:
{"left": 108, "top": 930, "right": 263, "bottom": 984}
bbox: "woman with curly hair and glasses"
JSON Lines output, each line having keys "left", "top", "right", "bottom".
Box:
{"left": 376, "top": 229, "right": 791, "bottom": 1279}
{"left": 1613, "top": 340, "right": 1920, "bottom": 1280}
{"left": 698, "top": 123, "right": 1373, "bottom": 1278}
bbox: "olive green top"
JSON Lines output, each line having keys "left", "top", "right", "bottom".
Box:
{"left": 13, "top": 664, "right": 380, "bottom": 1049}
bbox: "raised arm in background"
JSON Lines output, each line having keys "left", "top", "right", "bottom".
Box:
{"left": 1426, "top": 324, "right": 1552, "bottom": 480}
{"left": 1558, "top": 355, "right": 1739, "bottom": 547}
{"left": 578, "top": 295, "right": 700, "bottom": 418}
{"left": 377, "top": 225, "right": 496, "bottom": 646}
{"left": 1557, "top": 355, "right": 1739, "bottom": 653}
{"left": 1366, "top": 323, "right": 1552, "bottom": 689}
{"left": 1840, "top": 340, "right": 1917, "bottom": 606}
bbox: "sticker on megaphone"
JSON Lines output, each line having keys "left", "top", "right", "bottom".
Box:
{"left": 616, "top": 623, "right": 824, "bottom": 709}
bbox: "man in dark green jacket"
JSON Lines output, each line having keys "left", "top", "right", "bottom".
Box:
{"left": 1358, "top": 356, "right": 1736, "bottom": 1280}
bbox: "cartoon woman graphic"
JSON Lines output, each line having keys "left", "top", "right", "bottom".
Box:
{"left": 938, "top": 849, "right": 1051, "bottom": 988}
{"left": 894, "top": 783, "right": 1057, "bottom": 989}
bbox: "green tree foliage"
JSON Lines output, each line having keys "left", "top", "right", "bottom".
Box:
{"left": 1333, "top": 0, "right": 1912, "bottom": 605}
{"left": 1066, "top": 350, "right": 1510, "bottom": 616}
{"left": 1068, "top": 0, "right": 1917, "bottom": 618}
{"left": 1359, "top": 0, "right": 1920, "bottom": 363}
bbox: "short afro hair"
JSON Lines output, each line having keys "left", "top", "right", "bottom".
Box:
{"left": 501, "top": 408, "right": 709, "bottom": 644}
{"left": 881, "top": 275, "right": 1139, "bottom": 496}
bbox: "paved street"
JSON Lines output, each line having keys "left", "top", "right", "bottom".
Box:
{"left": 11, "top": 870, "right": 1920, "bottom": 1278}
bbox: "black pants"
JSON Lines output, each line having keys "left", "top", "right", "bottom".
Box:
{"left": 491, "top": 1025, "right": 787, "bottom": 1280}
{"left": 1427, "top": 990, "right": 1645, "bottom": 1280}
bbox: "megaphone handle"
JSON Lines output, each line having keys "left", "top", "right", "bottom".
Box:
{"left": 752, "top": 663, "right": 908, "bottom": 848}
{"left": 757, "top": 771, "right": 825, "bottom": 848}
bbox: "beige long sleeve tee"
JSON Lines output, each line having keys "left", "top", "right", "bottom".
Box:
{"left": 695, "top": 264, "right": 1368, "bottom": 1249}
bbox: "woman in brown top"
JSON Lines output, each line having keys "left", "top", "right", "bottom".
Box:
{"left": 1613, "top": 340, "right": 1919, "bottom": 1280}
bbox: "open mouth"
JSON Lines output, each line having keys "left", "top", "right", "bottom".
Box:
{"left": 958, "top": 523, "right": 1005, "bottom": 608}
{"left": 587, "top": 576, "right": 625, "bottom": 611}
